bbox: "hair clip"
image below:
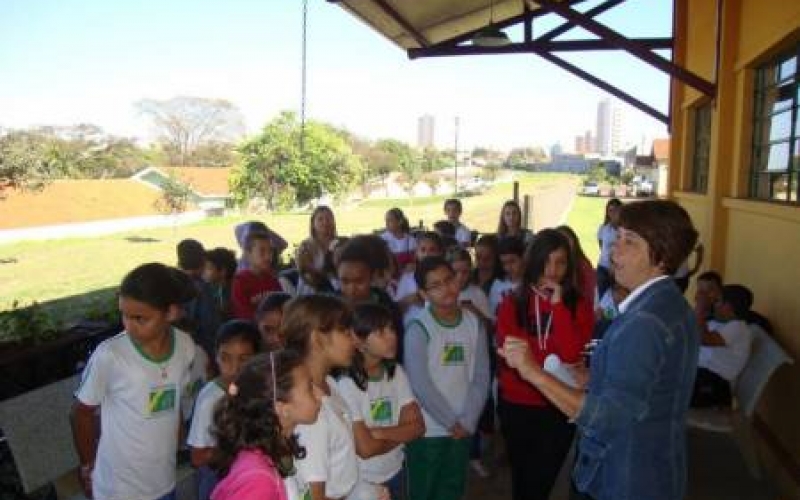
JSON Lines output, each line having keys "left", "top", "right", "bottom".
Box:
{"left": 228, "top": 383, "right": 239, "bottom": 397}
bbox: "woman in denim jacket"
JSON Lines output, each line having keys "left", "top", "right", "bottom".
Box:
{"left": 499, "top": 199, "right": 699, "bottom": 500}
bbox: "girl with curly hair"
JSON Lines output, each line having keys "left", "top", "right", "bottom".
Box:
{"left": 211, "top": 350, "right": 322, "bottom": 500}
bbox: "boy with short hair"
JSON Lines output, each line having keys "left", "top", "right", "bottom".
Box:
{"left": 187, "top": 320, "right": 261, "bottom": 500}
{"left": 692, "top": 284, "right": 754, "bottom": 408}
{"left": 488, "top": 236, "right": 526, "bottom": 315}
{"left": 336, "top": 237, "right": 405, "bottom": 358}
{"left": 444, "top": 198, "right": 472, "bottom": 247}
{"left": 176, "top": 238, "right": 219, "bottom": 378}
{"left": 204, "top": 247, "right": 237, "bottom": 320}
{"left": 231, "top": 232, "right": 282, "bottom": 320}
{"left": 393, "top": 232, "right": 445, "bottom": 325}
{"left": 404, "top": 256, "right": 490, "bottom": 500}
{"left": 253, "top": 292, "right": 292, "bottom": 351}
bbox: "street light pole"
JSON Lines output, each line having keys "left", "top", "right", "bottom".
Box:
{"left": 454, "top": 116, "right": 460, "bottom": 195}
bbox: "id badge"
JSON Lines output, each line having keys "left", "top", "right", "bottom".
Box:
{"left": 370, "top": 397, "right": 393, "bottom": 424}
{"left": 147, "top": 383, "right": 177, "bottom": 417}
{"left": 441, "top": 342, "right": 466, "bottom": 366}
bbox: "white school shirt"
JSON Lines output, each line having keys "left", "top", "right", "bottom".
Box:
{"left": 284, "top": 474, "right": 311, "bottom": 500}
{"left": 295, "top": 376, "right": 358, "bottom": 499}
{"left": 454, "top": 223, "right": 472, "bottom": 247}
{"left": 597, "top": 224, "right": 617, "bottom": 269}
{"left": 698, "top": 319, "right": 753, "bottom": 382}
{"left": 75, "top": 329, "right": 195, "bottom": 500}
{"left": 337, "top": 365, "right": 416, "bottom": 485}
{"left": 187, "top": 380, "right": 226, "bottom": 448}
{"left": 394, "top": 270, "right": 424, "bottom": 326}
{"left": 380, "top": 230, "right": 417, "bottom": 256}
{"left": 182, "top": 344, "right": 210, "bottom": 420}
{"left": 488, "top": 279, "right": 516, "bottom": 316}
{"left": 459, "top": 284, "right": 493, "bottom": 321}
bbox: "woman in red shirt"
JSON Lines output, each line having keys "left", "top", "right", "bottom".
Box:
{"left": 496, "top": 228, "right": 594, "bottom": 500}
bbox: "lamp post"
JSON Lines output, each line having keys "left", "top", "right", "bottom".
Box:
{"left": 454, "top": 116, "right": 460, "bottom": 195}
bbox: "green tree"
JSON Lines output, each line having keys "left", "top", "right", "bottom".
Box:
{"left": 230, "top": 112, "right": 363, "bottom": 210}
{"left": 375, "top": 139, "right": 420, "bottom": 192}
{"left": 155, "top": 173, "right": 194, "bottom": 215}
{"left": 136, "top": 96, "right": 244, "bottom": 167}
{"left": 0, "top": 131, "right": 64, "bottom": 198}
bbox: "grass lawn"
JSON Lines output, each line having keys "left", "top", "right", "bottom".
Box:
{"left": 0, "top": 172, "right": 606, "bottom": 323}
{"left": 566, "top": 195, "right": 608, "bottom": 266}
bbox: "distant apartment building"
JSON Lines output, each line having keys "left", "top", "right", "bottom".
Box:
{"left": 595, "top": 98, "right": 623, "bottom": 156}
{"left": 417, "top": 114, "right": 435, "bottom": 149}
{"left": 575, "top": 135, "right": 585, "bottom": 154}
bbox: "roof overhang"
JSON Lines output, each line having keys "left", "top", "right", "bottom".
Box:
{"left": 328, "top": 0, "right": 718, "bottom": 127}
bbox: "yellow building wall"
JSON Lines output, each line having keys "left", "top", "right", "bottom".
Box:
{"left": 673, "top": 0, "right": 800, "bottom": 496}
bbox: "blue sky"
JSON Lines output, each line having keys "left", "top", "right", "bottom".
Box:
{"left": 0, "top": 0, "right": 673, "bottom": 151}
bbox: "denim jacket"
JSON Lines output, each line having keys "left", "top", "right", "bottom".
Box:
{"left": 573, "top": 277, "right": 699, "bottom": 500}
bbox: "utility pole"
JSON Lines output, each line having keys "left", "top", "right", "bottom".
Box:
{"left": 454, "top": 116, "right": 460, "bottom": 195}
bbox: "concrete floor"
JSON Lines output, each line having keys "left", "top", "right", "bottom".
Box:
{"left": 463, "top": 429, "right": 777, "bottom": 500}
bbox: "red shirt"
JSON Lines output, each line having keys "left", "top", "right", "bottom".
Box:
{"left": 231, "top": 269, "right": 282, "bottom": 320}
{"left": 496, "top": 289, "right": 594, "bottom": 406}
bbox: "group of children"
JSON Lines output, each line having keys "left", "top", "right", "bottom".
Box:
{"left": 70, "top": 194, "right": 771, "bottom": 500}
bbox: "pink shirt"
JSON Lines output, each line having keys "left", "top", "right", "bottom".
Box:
{"left": 211, "top": 449, "right": 288, "bottom": 500}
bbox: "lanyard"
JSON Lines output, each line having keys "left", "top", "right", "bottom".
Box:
{"left": 533, "top": 292, "right": 553, "bottom": 352}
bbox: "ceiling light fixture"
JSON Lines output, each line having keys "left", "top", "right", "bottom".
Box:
{"left": 473, "top": 0, "right": 511, "bottom": 47}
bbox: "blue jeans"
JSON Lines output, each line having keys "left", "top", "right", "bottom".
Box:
{"left": 385, "top": 467, "right": 407, "bottom": 500}
{"left": 155, "top": 490, "right": 176, "bottom": 500}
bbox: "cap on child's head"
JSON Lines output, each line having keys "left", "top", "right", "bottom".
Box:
{"left": 177, "top": 239, "right": 206, "bottom": 271}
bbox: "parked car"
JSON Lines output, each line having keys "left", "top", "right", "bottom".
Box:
{"left": 583, "top": 181, "right": 600, "bottom": 196}
{"left": 636, "top": 180, "right": 654, "bottom": 197}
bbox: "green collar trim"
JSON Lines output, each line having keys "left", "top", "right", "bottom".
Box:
{"left": 129, "top": 328, "right": 175, "bottom": 365}
{"left": 429, "top": 304, "right": 462, "bottom": 328}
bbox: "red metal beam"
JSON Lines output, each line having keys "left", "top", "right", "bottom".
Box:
{"left": 536, "top": 0, "right": 716, "bottom": 97}
{"left": 408, "top": 38, "right": 673, "bottom": 58}
{"left": 370, "top": 0, "right": 429, "bottom": 48}
{"left": 537, "top": 0, "right": 626, "bottom": 42}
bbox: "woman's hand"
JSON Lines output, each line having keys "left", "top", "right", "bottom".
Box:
{"left": 567, "top": 362, "right": 590, "bottom": 390}
{"left": 498, "top": 337, "right": 543, "bottom": 382}
{"left": 538, "top": 279, "right": 563, "bottom": 304}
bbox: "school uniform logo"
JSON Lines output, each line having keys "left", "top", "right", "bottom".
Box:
{"left": 441, "top": 342, "right": 466, "bottom": 365}
{"left": 370, "top": 397, "right": 393, "bottom": 423}
{"left": 147, "top": 383, "right": 177, "bottom": 417}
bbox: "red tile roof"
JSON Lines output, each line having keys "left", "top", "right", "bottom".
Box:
{"left": 159, "top": 167, "right": 232, "bottom": 196}
{"left": 652, "top": 138, "right": 670, "bottom": 161}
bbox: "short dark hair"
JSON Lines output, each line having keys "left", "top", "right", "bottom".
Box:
{"left": 416, "top": 231, "right": 445, "bottom": 253}
{"left": 444, "top": 198, "right": 462, "bottom": 212}
{"left": 244, "top": 231, "right": 272, "bottom": 252}
{"left": 497, "top": 236, "right": 525, "bottom": 257}
{"left": 120, "top": 262, "right": 196, "bottom": 311}
{"left": 414, "top": 255, "right": 452, "bottom": 289}
{"left": 697, "top": 271, "right": 723, "bottom": 289}
{"left": 337, "top": 234, "right": 390, "bottom": 271}
{"left": 177, "top": 239, "right": 205, "bottom": 271}
{"left": 617, "top": 200, "right": 698, "bottom": 275}
{"left": 215, "top": 319, "right": 261, "bottom": 352}
{"left": 433, "top": 220, "right": 456, "bottom": 237}
{"left": 206, "top": 247, "right": 237, "bottom": 279}
{"left": 254, "top": 292, "right": 292, "bottom": 322}
{"left": 721, "top": 284, "right": 751, "bottom": 319}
